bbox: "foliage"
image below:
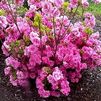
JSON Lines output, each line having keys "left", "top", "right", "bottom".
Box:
{"left": 0, "top": 0, "right": 101, "bottom": 98}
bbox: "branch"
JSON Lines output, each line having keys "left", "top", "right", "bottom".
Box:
{"left": 6, "top": 0, "right": 22, "bottom": 35}
{"left": 38, "top": 16, "right": 43, "bottom": 67}
{"left": 53, "top": 17, "right": 58, "bottom": 65}
{"left": 59, "top": 4, "right": 79, "bottom": 40}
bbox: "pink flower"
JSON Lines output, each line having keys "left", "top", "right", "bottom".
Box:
{"left": 44, "top": 45, "right": 53, "bottom": 57}
{"left": 14, "top": 0, "right": 24, "bottom": 5}
{"left": 94, "top": 0, "right": 101, "bottom": 4}
{"left": 4, "top": 67, "right": 11, "bottom": 76}
{"left": 10, "top": 75, "right": 18, "bottom": 86}
{"left": 42, "top": 35, "right": 48, "bottom": 45}
{"left": 69, "top": 0, "right": 78, "bottom": 9}
{"left": 52, "top": 67, "right": 63, "bottom": 81}
{"left": 1, "top": 0, "right": 101, "bottom": 98}
{"left": 81, "top": 46, "right": 94, "bottom": 59}
{"left": 84, "top": 12, "right": 96, "bottom": 28}
{"left": 42, "top": 56, "right": 54, "bottom": 66}
{"left": 5, "top": 56, "right": 20, "bottom": 69}
{"left": 54, "top": 0, "right": 64, "bottom": 7}
{"left": 47, "top": 75, "right": 57, "bottom": 86}
{"left": 51, "top": 7, "right": 60, "bottom": 17}
{"left": 38, "top": 89, "right": 50, "bottom": 98}
{"left": 70, "top": 0, "right": 78, "bottom": 5}
{"left": 25, "top": 5, "right": 36, "bottom": 18}
{"left": 28, "top": 0, "right": 41, "bottom": 7}
{"left": 82, "top": 0, "right": 89, "bottom": 8}
{"left": 24, "top": 45, "right": 38, "bottom": 56}
{"left": 60, "top": 79, "right": 70, "bottom": 95}
{"left": 0, "top": 16, "right": 8, "bottom": 28}
{"left": 30, "top": 32, "right": 40, "bottom": 46}
{"left": 29, "top": 72, "right": 36, "bottom": 79}
{"left": 36, "top": 77, "right": 44, "bottom": 89}
{"left": 90, "top": 32, "right": 100, "bottom": 39}
{"left": 17, "top": 71, "right": 28, "bottom": 80}
{"left": 50, "top": 91, "right": 60, "bottom": 97}
{"left": 2, "top": 41, "right": 10, "bottom": 56}
{"left": 41, "top": 1, "right": 52, "bottom": 13}
{"left": 18, "top": 79, "right": 29, "bottom": 87}
{"left": 57, "top": 46, "right": 67, "bottom": 61}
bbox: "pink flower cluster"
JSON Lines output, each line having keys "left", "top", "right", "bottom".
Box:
{"left": 0, "top": 0, "right": 101, "bottom": 98}
{"left": 36, "top": 67, "right": 70, "bottom": 97}
{"left": 94, "top": 0, "right": 101, "bottom": 4}
{"left": 0, "top": 16, "right": 7, "bottom": 39}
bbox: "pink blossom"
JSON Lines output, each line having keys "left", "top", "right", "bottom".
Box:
{"left": 52, "top": 67, "right": 63, "bottom": 81}
{"left": 84, "top": 12, "right": 96, "bottom": 28}
{"left": 10, "top": 75, "right": 18, "bottom": 86}
{"left": 2, "top": 0, "right": 101, "bottom": 98}
{"left": 30, "top": 32, "right": 40, "bottom": 46}
{"left": 82, "top": 0, "right": 89, "bottom": 8}
{"left": 36, "top": 77, "right": 44, "bottom": 89}
{"left": 5, "top": 56, "right": 20, "bottom": 69}
{"left": 50, "top": 91, "right": 60, "bottom": 97}
{"left": 4, "top": 67, "right": 11, "bottom": 76}
{"left": 38, "top": 89, "right": 50, "bottom": 98}
{"left": 2, "top": 41, "right": 10, "bottom": 56}
{"left": 25, "top": 5, "right": 36, "bottom": 18}
{"left": 54, "top": 0, "right": 64, "bottom": 7}
{"left": 0, "top": 16, "right": 8, "bottom": 28}
{"left": 18, "top": 79, "right": 29, "bottom": 87}
{"left": 29, "top": 72, "right": 36, "bottom": 79}
{"left": 94, "top": 0, "right": 101, "bottom": 4}
{"left": 47, "top": 75, "right": 57, "bottom": 86}
{"left": 70, "top": 0, "right": 78, "bottom": 5}
{"left": 17, "top": 71, "right": 28, "bottom": 80}
{"left": 41, "top": 1, "right": 52, "bottom": 13}
{"left": 14, "top": 0, "right": 24, "bottom": 5}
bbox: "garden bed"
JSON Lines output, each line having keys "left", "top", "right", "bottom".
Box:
{"left": 0, "top": 17, "right": 101, "bottom": 101}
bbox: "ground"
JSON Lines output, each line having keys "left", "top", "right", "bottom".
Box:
{"left": 0, "top": 17, "right": 101, "bottom": 101}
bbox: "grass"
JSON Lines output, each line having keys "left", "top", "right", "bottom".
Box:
{"left": 86, "top": 3, "right": 101, "bottom": 15}
{"left": 76, "top": 2, "right": 101, "bottom": 17}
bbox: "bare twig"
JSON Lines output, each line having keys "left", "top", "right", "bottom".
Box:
{"left": 59, "top": 4, "right": 79, "bottom": 40}
{"left": 6, "top": 0, "right": 22, "bottom": 34}
{"left": 53, "top": 17, "right": 58, "bottom": 65}
{"left": 38, "top": 16, "right": 43, "bottom": 67}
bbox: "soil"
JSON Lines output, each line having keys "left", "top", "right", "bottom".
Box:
{"left": 0, "top": 17, "right": 101, "bottom": 101}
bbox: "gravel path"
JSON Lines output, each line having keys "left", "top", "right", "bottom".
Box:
{"left": 0, "top": 17, "right": 101, "bottom": 101}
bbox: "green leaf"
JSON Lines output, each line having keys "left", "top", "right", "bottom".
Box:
{"left": 62, "top": 1, "right": 69, "bottom": 9}
{"left": 0, "top": 9, "right": 5, "bottom": 16}
{"left": 23, "top": 35, "right": 31, "bottom": 46}
{"left": 17, "top": 6, "right": 27, "bottom": 16}
{"left": 34, "top": 13, "right": 42, "bottom": 22}
{"left": 12, "top": 68, "right": 17, "bottom": 80}
{"left": 18, "top": 50, "right": 23, "bottom": 55}
{"left": 84, "top": 27, "right": 93, "bottom": 35}
{"left": 33, "top": 13, "right": 42, "bottom": 27}
{"left": 10, "top": 40, "right": 21, "bottom": 52}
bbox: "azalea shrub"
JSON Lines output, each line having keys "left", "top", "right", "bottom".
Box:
{"left": 0, "top": 0, "right": 101, "bottom": 98}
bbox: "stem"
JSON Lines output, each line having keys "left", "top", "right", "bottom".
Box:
{"left": 59, "top": 4, "right": 79, "bottom": 40}
{"left": 58, "top": 11, "right": 66, "bottom": 41}
{"left": 6, "top": 0, "right": 22, "bottom": 35}
{"left": 38, "top": 16, "right": 43, "bottom": 67}
{"left": 70, "top": 5, "right": 79, "bottom": 22}
{"left": 81, "top": 6, "right": 84, "bottom": 21}
{"left": 53, "top": 17, "right": 58, "bottom": 65}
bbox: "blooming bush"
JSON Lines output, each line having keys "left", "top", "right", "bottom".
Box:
{"left": 0, "top": 0, "right": 101, "bottom": 98}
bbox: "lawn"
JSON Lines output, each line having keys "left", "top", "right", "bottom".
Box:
{"left": 86, "top": 2, "right": 101, "bottom": 15}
